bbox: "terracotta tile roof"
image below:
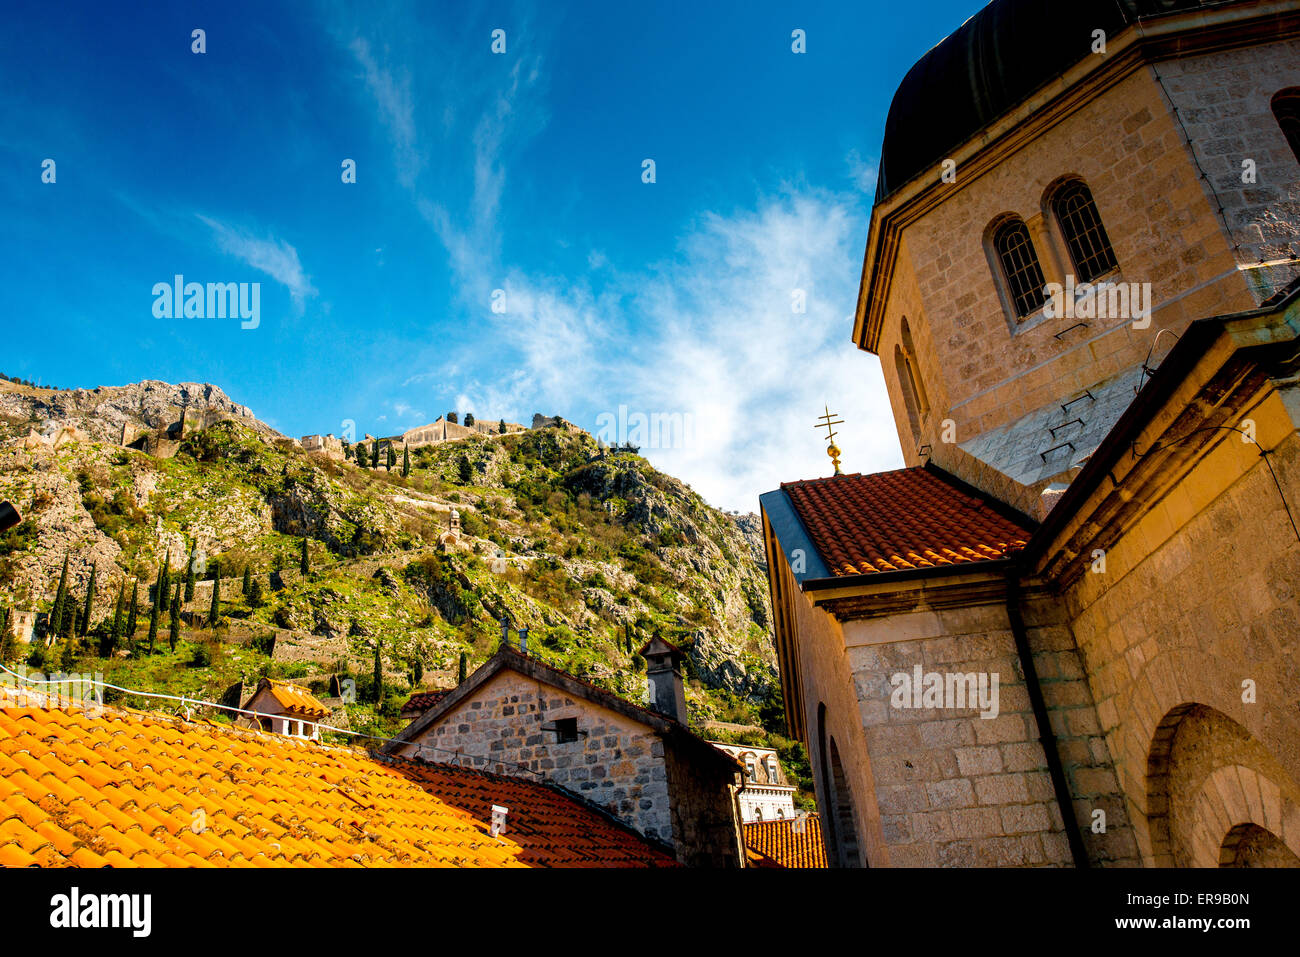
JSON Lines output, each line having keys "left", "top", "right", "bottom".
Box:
{"left": 400, "top": 689, "right": 452, "bottom": 717}
{"left": 0, "top": 704, "right": 679, "bottom": 868}
{"left": 743, "top": 816, "right": 827, "bottom": 868}
{"left": 780, "top": 466, "right": 1033, "bottom": 577}
{"left": 260, "top": 679, "right": 330, "bottom": 718}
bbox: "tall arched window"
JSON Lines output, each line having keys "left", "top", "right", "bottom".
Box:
{"left": 1273, "top": 88, "right": 1300, "bottom": 164}
{"left": 1052, "top": 180, "right": 1118, "bottom": 282}
{"left": 894, "top": 317, "right": 928, "bottom": 447}
{"left": 993, "top": 218, "right": 1047, "bottom": 319}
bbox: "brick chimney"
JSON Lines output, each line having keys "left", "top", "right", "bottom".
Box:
{"left": 640, "top": 635, "right": 687, "bottom": 725}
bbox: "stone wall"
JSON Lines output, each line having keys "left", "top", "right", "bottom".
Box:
{"left": 1156, "top": 37, "right": 1300, "bottom": 301}
{"left": 405, "top": 670, "right": 675, "bottom": 845}
{"left": 1060, "top": 394, "right": 1300, "bottom": 865}
{"left": 837, "top": 599, "right": 1136, "bottom": 867}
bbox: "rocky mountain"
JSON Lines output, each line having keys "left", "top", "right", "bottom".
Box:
{"left": 0, "top": 378, "right": 778, "bottom": 738}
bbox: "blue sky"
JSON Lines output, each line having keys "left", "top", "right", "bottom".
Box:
{"left": 1, "top": 0, "right": 982, "bottom": 510}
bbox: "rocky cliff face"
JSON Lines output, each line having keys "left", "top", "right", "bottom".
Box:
{"left": 0, "top": 379, "right": 280, "bottom": 445}
{"left": 0, "top": 379, "right": 776, "bottom": 725}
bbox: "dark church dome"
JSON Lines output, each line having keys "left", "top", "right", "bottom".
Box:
{"left": 875, "top": 0, "right": 1224, "bottom": 202}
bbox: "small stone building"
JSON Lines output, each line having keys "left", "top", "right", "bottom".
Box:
{"left": 711, "top": 742, "right": 797, "bottom": 823}
{"left": 388, "top": 643, "right": 746, "bottom": 867}
{"left": 238, "top": 678, "right": 330, "bottom": 739}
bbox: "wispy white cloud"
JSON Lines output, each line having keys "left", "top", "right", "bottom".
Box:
{"left": 846, "top": 149, "right": 879, "bottom": 195}
{"left": 350, "top": 37, "right": 421, "bottom": 188}
{"left": 393, "top": 401, "right": 426, "bottom": 421}
{"left": 197, "top": 214, "right": 318, "bottom": 308}
{"left": 479, "top": 191, "right": 902, "bottom": 510}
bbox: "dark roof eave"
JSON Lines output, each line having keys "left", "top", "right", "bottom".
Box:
{"left": 800, "top": 557, "right": 1017, "bottom": 594}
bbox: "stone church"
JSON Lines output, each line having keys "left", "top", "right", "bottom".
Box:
{"left": 761, "top": 0, "right": 1300, "bottom": 866}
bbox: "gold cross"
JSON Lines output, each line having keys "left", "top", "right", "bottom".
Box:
{"left": 815, "top": 406, "right": 844, "bottom": 475}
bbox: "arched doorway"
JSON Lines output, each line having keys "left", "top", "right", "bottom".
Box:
{"left": 1146, "top": 703, "right": 1300, "bottom": 867}
{"left": 816, "top": 702, "right": 865, "bottom": 868}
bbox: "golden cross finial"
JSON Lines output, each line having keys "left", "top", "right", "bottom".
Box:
{"left": 815, "top": 405, "right": 845, "bottom": 475}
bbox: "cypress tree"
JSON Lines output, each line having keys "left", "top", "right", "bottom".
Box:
{"left": 0, "top": 608, "right": 12, "bottom": 663}
{"left": 103, "top": 585, "right": 124, "bottom": 657}
{"left": 248, "top": 578, "right": 263, "bottom": 608}
{"left": 371, "top": 440, "right": 380, "bottom": 468}
{"left": 373, "top": 639, "right": 384, "bottom": 707}
{"left": 184, "top": 544, "right": 197, "bottom": 602}
{"left": 60, "top": 632, "right": 77, "bottom": 671}
{"left": 355, "top": 442, "right": 368, "bottom": 468}
{"left": 168, "top": 595, "right": 181, "bottom": 651}
{"left": 498, "top": 419, "right": 507, "bottom": 434}
{"left": 386, "top": 444, "right": 396, "bottom": 470}
{"left": 300, "top": 538, "right": 310, "bottom": 575}
{"left": 401, "top": 445, "right": 410, "bottom": 478}
{"left": 62, "top": 601, "right": 77, "bottom": 642}
{"left": 208, "top": 561, "right": 220, "bottom": 628}
{"left": 242, "top": 565, "right": 252, "bottom": 598}
{"left": 79, "top": 563, "right": 96, "bottom": 637}
{"left": 49, "top": 556, "right": 70, "bottom": 638}
{"left": 458, "top": 651, "right": 467, "bottom": 685}
{"left": 126, "top": 579, "right": 139, "bottom": 641}
{"left": 156, "top": 555, "right": 171, "bottom": 616}
{"left": 146, "top": 595, "right": 159, "bottom": 654}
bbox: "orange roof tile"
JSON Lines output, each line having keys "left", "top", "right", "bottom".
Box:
{"left": 259, "top": 679, "right": 331, "bottom": 718}
{"left": 0, "top": 704, "right": 678, "bottom": 868}
{"left": 743, "top": 816, "right": 828, "bottom": 868}
{"left": 780, "top": 466, "right": 1033, "bottom": 577}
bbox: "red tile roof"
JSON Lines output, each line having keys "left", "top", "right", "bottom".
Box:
{"left": 400, "top": 689, "right": 452, "bottom": 717}
{"left": 781, "top": 466, "right": 1033, "bottom": 577}
{"left": 743, "top": 816, "right": 827, "bottom": 868}
{"left": 0, "top": 703, "right": 679, "bottom": 868}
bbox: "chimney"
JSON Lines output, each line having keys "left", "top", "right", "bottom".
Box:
{"left": 640, "top": 634, "right": 687, "bottom": 724}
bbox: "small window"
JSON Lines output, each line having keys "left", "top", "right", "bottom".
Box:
{"left": 1052, "top": 181, "right": 1118, "bottom": 283}
{"left": 745, "top": 759, "right": 756, "bottom": 782}
{"left": 555, "top": 717, "right": 578, "bottom": 744}
{"left": 755, "top": 807, "right": 763, "bottom": 822}
{"left": 993, "top": 219, "right": 1047, "bottom": 319}
{"left": 777, "top": 808, "right": 785, "bottom": 820}
{"left": 1274, "top": 88, "right": 1300, "bottom": 164}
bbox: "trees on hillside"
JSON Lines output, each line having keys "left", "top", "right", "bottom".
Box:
{"left": 208, "top": 561, "right": 221, "bottom": 627}
{"left": 79, "top": 564, "right": 96, "bottom": 637}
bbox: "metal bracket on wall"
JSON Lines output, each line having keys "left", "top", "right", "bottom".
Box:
{"left": 1050, "top": 418, "right": 1084, "bottom": 438}
{"left": 1053, "top": 321, "right": 1089, "bottom": 340}
{"left": 1061, "top": 390, "right": 1095, "bottom": 413}
{"left": 1040, "top": 441, "right": 1076, "bottom": 463}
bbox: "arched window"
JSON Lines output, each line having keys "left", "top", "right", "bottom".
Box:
{"left": 993, "top": 218, "right": 1047, "bottom": 319}
{"left": 1273, "top": 88, "right": 1300, "bottom": 164}
{"left": 893, "top": 316, "right": 928, "bottom": 446}
{"left": 1052, "top": 181, "right": 1118, "bottom": 283}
